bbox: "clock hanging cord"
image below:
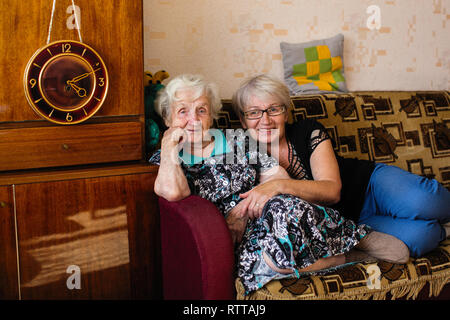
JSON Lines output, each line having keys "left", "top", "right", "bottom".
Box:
{"left": 47, "top": 0, "right": 83, "bottom": 44}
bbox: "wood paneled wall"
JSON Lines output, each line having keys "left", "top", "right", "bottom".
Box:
{"left": 0, "top": 0, "right": 144, "bottom": 122}
{"left": 0, "top": 0, "right": 146, "bottom": 171}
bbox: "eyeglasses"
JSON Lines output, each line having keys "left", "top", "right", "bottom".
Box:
{"left": 242, "top": 105, "right": 286, "bottom": 120}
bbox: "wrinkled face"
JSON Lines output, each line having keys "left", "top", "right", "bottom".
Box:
{"left": 167, "top": 88, "right": 213, "bottom": 144}
{"left": 241, "top": 94, "right": 288, "bottom": 145}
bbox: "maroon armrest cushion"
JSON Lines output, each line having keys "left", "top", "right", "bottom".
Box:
{"left": 158, "top": 195, "right": 235, "bottom": 300}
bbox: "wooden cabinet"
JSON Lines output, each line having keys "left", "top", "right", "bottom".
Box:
{"left": 0, "top": 1, "right": 162, "bottom": 299}
{"left": 0, "top": 122, "right": 142, "bottom": 171}
{"left": 0, "top": 186, "right": 19, "bottom": 299}
{"left": 0, "top": 0, "right": 145, "bottom": 171}
{"left": 0, "top": 165, "right": 162, "bottom": 300}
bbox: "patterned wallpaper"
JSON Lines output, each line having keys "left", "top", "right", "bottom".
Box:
{"left": 143, "top": 0, "right": 450, "bottom": 98}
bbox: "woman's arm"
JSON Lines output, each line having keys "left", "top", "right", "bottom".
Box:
{"left": 309, "top": 139, "right": 342, "bottom": 202}
{"left": 238, "top": 165, "right": 290, "bottom": 219}
{"left": 224, "top": 165, "right": 291, "bottom": 244}
{"left": 277, "top": 139, "right": 342, "bottom": 205}
{"left": 239, "top": 139, "right": 342, "bottom": 218}
{"left": 225, "top": 204, "right": 249, "bottom": 245}
{"left": 154, "top": 127, "right": 191, "bottom": 201}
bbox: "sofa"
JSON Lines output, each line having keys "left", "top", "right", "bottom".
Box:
{"left": 158, "top": 91, "right": 450, "bottom": 300}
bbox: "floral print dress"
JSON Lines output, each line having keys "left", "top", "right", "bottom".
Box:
{"left": 150, "top": 129, "right": 371, "bottom": 294}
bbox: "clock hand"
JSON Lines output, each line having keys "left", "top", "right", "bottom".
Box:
{"left": 68, "top": 68, "right": 101, "bottom": 83}
{"left": 67, "top": 82, "right": 87, "bottom": 97}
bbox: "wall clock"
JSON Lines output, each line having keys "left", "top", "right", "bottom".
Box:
{"left": 23, "top": 40, "right": 109, "bottom": 125}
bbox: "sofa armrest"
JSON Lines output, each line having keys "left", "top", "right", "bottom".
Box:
{"left": 158, "top": 195, "right": 235, "bottom": 300}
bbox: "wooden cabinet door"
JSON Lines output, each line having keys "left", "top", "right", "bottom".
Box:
{"left": 14, "top": 173, "right": 161, "bottom": 299}
{"left": 0, "top": 186, "right": 19, "bottom": 299}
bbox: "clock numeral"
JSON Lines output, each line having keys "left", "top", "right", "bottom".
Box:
{"left": 29, "top": 79, "right": 37, "bottom": 88}
{"left": 66, "top": 113, "right": 73, "bottom": 122}
{"left": 49, "top": 109, "right": 55, "bottom": 118}
{"left": 98, "top": 78, "right": 105, "bottom": 87}
{"left": 62, "top": 43, "right": 72, "bottom": 53}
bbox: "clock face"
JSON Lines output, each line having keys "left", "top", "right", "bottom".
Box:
{"left": 24, "top": 40, "right": 109, "bottom": 125}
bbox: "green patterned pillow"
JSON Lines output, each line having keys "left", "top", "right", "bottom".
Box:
{"left": 280, "top": 34, "right": 347, "bottom": 95}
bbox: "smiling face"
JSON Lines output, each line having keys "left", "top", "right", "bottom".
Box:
{"left": 167, "top": 88, "right": 213, "bottom": 145}
{"left": 241, "top": 94, "right": 288, "bottom": 146}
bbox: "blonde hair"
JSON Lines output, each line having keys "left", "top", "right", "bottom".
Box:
{"left": 155, "top": 74, "right": 222, "bottom": 122}
{"left": 232, "top": 74, "right": 291, "bottom": 118}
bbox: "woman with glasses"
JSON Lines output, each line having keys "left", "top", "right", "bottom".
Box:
{"left": 150, "top": 74, "right": 408, "bottom": 295}
{"left": 231, "top": 73, "right": 450, "bottom": 262}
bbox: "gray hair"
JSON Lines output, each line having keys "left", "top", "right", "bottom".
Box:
{"left": 232, "top": 74, "right": 291, "bottom": 118}
{"left": 155, "top": 74, "right": 222, "bottom": 122}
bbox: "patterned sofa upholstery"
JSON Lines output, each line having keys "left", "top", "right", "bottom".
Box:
{"left": 237, "top": 240, "right": 450, "bottom": 300}
{"left": 211, "top": 91, "right": 450, "bottom": 300}
{"left": 216, "top": 91, "right": 450, "bottom": 190}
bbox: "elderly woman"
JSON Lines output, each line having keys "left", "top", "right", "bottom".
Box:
{"left": 231, "top": 73, "right": 450, "bottom": 259}
{"left": 150, "top": 74, "right": 374, "bottom": 294}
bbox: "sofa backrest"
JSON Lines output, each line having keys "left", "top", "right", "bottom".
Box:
{"left": 214, "top": 91, "right": 450, "bottom": 189}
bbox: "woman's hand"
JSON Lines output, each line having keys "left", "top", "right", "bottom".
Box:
{"left": 226, "top": 202, "right": 249, "bottom": 245}
{"left": 160, "top": 127, "right": 187, "bottom": 162}
{"left": 237, "top": 166, "right": 290, "bottom": 219}
{"left": 154, "top": 126, "right": 191, "bottom": 201}
{"left": 238, "top": 180, "right": 280, "bottom": 219}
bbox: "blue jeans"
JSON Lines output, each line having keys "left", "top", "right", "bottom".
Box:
{"left": 358, "top": 163, "right": 450, "bottom": 258}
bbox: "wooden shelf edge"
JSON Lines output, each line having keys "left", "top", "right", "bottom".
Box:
{"left": 0, "top": 114, "right": 143, "bottom": 130}
{"left": 0, "top": 162, "right": 159, "bottom": 186}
